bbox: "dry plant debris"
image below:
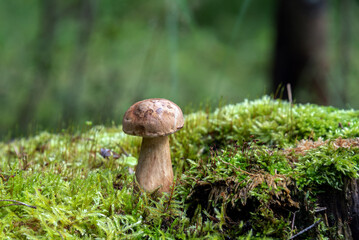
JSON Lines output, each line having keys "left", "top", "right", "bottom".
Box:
{"left": 288, "top": 137, "right": 359, "bottom": 154}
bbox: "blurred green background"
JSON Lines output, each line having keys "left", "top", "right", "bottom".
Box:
{"left": 0, "top": 0, "right": 358, "bottom": 139}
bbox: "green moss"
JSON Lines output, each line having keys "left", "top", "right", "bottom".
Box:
{"left": 1, "top": 96, "right": 359, "bottom": 239}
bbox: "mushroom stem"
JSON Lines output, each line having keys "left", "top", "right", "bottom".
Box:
{"left": 136, "top": 136, "right": 174, "bottom": 192}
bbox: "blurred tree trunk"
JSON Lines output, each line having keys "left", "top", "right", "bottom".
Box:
{"left": 339, "top": 0, "right": 352, "bottom": 105}
{"left": 17, "top": 0, "right": 58, "bottom": 132}
{"left": 272, "top": 0, "right": 329, "bottom": 105}
{"left": 62, "top": 0, "right": 96, "bottom": 121}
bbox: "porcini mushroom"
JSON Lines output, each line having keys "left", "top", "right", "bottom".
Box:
{"left": 122, "top": 98, "right": 184, "bottom": 193}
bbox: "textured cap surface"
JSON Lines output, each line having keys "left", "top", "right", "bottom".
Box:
{"left": 123, "top": 98, "right": 184, "bottom": 137}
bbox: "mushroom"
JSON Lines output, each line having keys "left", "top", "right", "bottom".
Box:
{"left": 122, "top": 98, "right": 184, "bottom": 193}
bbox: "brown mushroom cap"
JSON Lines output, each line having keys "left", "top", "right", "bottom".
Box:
{"left": 122, "top": 98, "right": 184, "bottom": 137}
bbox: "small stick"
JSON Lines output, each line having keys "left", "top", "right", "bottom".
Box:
{"left": 0, "top": 199, "right": 37, "bottom": 209}
{"left": 287, "top": 83, "right": 294, "bottom": 136}
{"left": 291, "top": 210, "right": 298, "bottom": 231}
{"left": 56, "top": 230, "right": 64, "bottom": 240}
{"left": 119, "top": 145, "right": 129, "bottom": 157}
{"left": 289, "top": 219, "right": 322, "bottom": 239}
{"left": 314, "top": 207, "right": 327, "bottom": 213}
{"left": 287, "top": 83, "right": 293, "bottom": 104}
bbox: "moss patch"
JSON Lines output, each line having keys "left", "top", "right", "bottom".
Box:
{"left": 1, "top": 96, "right": 359, "bottom": 239}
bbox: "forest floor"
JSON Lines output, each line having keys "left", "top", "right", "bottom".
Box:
{"left": 1, "top": 96, "right": 359, "bottom": 239}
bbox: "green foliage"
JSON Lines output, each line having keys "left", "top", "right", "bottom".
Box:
{"left": 0, "top": 0, "right": 275, "bottom": 138}
{"left": 2, "top": 1, "right": 359, "bottom": 139}
{"left": 295, "top": 145, "right": 359, "bottom": 189}
{"left": 1, "top": 97, "right": 359, "bottom": 238}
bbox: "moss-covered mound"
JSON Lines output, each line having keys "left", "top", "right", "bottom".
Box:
{"left": 1, "top": 97, "right": 359, "bottom": 239}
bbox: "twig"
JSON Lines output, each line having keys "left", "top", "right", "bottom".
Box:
{"left": 291, "top": 210, "right": 298, "bottom": 232}
{"left": 0, "top": 199, "right": 37, "bottom": 209}
{"left": 287, "top": 83, "right": 294, "bottom": 136}
{"left": 287, "top": 83, "right": 293, "bottom": 104}
{"left": 289, "top": 219, "right": 322, "bottom": 239}
{"left": 119, "top": 145, "right": 129, "bottom": 157}
{"left": 56, "top": 230, "right": 64, "bottom": 240}
{"left": 314, "top": 207, "right": 327, "bottom": 213}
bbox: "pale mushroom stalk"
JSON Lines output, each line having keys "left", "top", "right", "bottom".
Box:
{"left": 136, "top": 136, "right": 173, "bottom": 192}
